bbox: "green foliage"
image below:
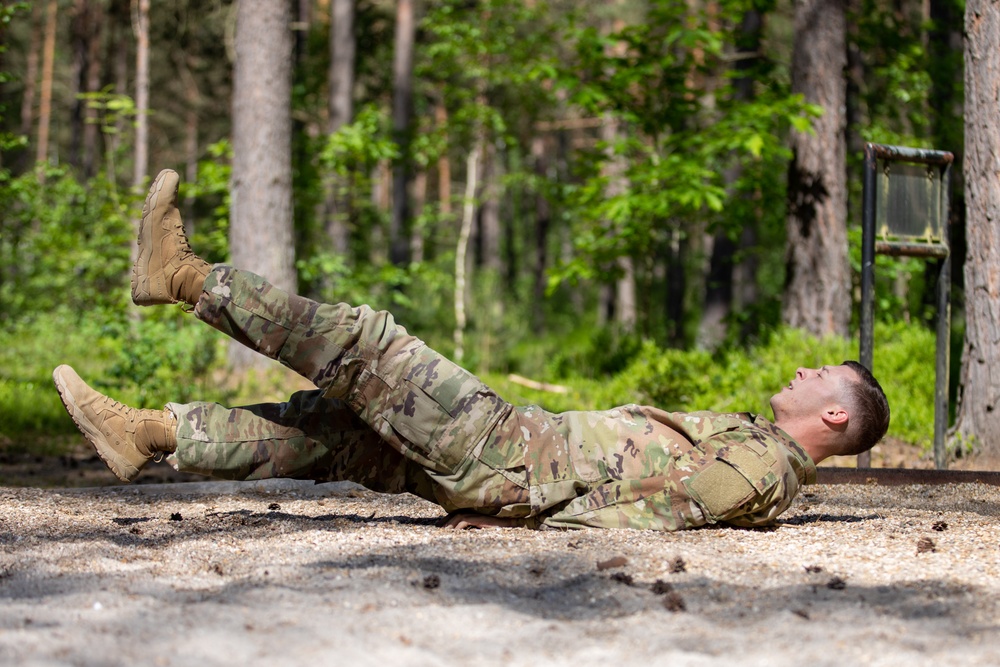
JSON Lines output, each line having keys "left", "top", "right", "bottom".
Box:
{"left": 419, "top": 0, "right": 560, "bottom": 143}
{"left": 0, "top": 307, "right": 227, "bottom": 442}
{"left": 866, "top": 321, "right": 937, "bottom": 447}
{"left": 101, "top": 311, "right": 223, "bottom": 408}
{"left": 852, "top": 0, "right": 935, "bottom": 146}
{"left": 320, "top": 106, "right": 400, "bottom": 175}
{"left": 0, "top": 168, "right": 134, "bottom": 321}
{"left": 0, "top": 167, "right": 227, "bottom": 445}
{"left": 186, "top": 140, "right": 233, "bottom": 263}
{"left": 549, "top": 0, "right": 818, "bottom": 332}
{"left": 0, "top": 2, "right": 28, "bottom": 154}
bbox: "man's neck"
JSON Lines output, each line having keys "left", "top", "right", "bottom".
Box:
{"left": 775, "top": 418, "right": 833, "bottom": 465}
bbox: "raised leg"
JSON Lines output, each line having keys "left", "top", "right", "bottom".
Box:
{"left": 193, "top": 265, "right": 512, "bottom": 478}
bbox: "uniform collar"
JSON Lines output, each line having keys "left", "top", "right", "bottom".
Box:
{"left": 751, "top": 414, "right": 818, "bottom": 485}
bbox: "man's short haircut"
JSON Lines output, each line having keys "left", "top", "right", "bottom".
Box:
{"left": 839, "top": 360, "right": 891, "bottom": 456}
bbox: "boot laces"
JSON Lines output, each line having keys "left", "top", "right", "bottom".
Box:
{"left": 99, "top": 395, "right": 129, "bottom": 415}
{"left": 173, "top": 221, "right": 195, "bottom": 255}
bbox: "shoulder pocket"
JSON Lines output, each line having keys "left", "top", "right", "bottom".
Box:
{"left": 685, "top": 445, "right": 778, "bottom": 520}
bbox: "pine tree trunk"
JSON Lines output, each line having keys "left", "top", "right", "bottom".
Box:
{"left": 410, "top": 168, "right": 427, "bottom": 262}
{"left": 82, "top": 3, "right": 104, "bottom": 179}
{"left": 950, "top": 0, "right": 1000, "bottom": 458}
{"left": 477, "top": 140, "right": 502, "bottom": 273}
{"left": 133, "top": 0, "right": 150, "bottom": 189}
{"left": 324, "top": 0, "right": 356, "bottom": 256}
{"left": 20, "top": 0, "right": 42, "bottom": 147}
{"left": 67, "top": 0, "right": 104, "bottom": 176}
{"left": 782, "top": 0, "right": 850, "bottom": 337}
{"left": 390, "top": 0, "right": 415, "bottom": 266}
{"left": 36, "top": 0, "right": 58, "bottom": 172}
{"left": 665, "top": 230, "right": 687, "bottom": 345}
{"left": 69, "top": 1, "right": 87, "bottom": 171}
{"left": 455, "top": 144, "right": 481, "bottom": 364}
{"left": 530, "top": 134, "right": 550, "bottom": 334}
{"left": 435, "top": 100, "right": 452, "bottom": 261}
{"left": 230, "top": 0, "right": 296, "bottom": 370}
{"left": 176, "top": 50, "right": 201, "bottom": 230}
{"left": 110, "top": 0, "right": 130, "bottom": 176}
{"left": 600, "top": 116, "right": 635, "bottom": 331}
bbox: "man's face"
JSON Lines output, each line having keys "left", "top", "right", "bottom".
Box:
{"left": 770, "top": 364, "right": 858, "bottom": 422}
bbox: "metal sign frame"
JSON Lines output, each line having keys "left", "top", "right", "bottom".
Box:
{"left": 858, "top": 143, "right": 954, "bottom": 469}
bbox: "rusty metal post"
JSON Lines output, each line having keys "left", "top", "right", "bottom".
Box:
{"left": 858, "top": 143, "right": 878, "bottom": 469}
{"left": 856, "top": 144, "right": 953, "bottom": 471}
{"left": 933, "top": 163, "right": 952, "bottom": 469}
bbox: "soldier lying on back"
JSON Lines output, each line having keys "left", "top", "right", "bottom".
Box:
{"left": 53, "top": 170, "right": 890, "bottom": 531}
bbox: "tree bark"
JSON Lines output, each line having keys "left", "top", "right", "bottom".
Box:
{"left": 435, "top": 100, "right": 452, "bottom": 262}
{"left": 455, "top": 144, "right": 481, "bottom": 364}
{"left": 390, "top": 0, "right": 416, "bottom": 266}
{"left": 230, "top": 0, "right": 297, "bottom": 370}
{"left": 66, "top": 0, "right": 104, "bottom": 176}
{"left": 82, "top": 2, "right": 104, "bottom": 178}
{"left": 530, "top": 134, "right": 549, "bottom": 333}
{"left": 36, "top": 0, "right": 58, "bottom": 172}
{"left": 410, "top": 168, "right": 427, "bottom": 262}
{"left": 600, "top": 116, "right": 635, "bottom": 331}
{"left": 665, "top": 229, "right": 687, "bottom": 345}
{"left": 69, "top": 0, "right": 87, "bottom": 171}
{"left": 476, "top": 140, "right": 502, "bottom": 273}
{"left": 782, "top": 0, "right": 850, "bottom": 337}
{"left": 20, "top": 0, "right": 42, "bottom": 149}
{"left": 324, "top": 0, "right": 356, "bottom": 256}
{"left": 174, "top": 48, "right": 202, "bottom": 231}
{"left": 108, "top": 0, "right": 130, "bottom": 174}
{"left": 132, "top": 0, "right": 150, "bottom": 189}
{"left": 951, "top": 0, "right": 1000, "bottom": 456}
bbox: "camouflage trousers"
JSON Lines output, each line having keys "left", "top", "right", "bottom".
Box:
{"left": 167, "top": 265, "right": 532, "bottom": 516}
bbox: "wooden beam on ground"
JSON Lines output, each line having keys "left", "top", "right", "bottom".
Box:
{"left": 816, "top": 467, "right": 1000, "bottom": 486}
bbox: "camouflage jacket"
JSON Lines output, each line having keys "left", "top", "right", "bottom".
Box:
{"left": 508, "top": 405, "right": 816, "bottom": 531}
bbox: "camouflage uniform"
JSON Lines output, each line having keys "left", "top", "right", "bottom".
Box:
{"left": 168, "top": 265, "right": 817, "bottom": 530}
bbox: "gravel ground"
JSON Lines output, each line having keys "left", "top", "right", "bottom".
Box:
{"left": 1, "top": 478, "right": 998, "bottom": 667}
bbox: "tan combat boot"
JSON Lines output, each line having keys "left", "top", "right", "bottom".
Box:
{"left": 52, "top": 365, "right": 177, "bottom": 483}
{"left": 131, "top": 169, "right": 211, "bottom": 307}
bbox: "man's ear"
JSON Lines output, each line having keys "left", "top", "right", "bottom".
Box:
{"left": 821, "top": 405, "right": 849, "bottom": 431}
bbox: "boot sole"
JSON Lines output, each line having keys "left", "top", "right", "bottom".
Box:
{"left": 131, "top": 169, "right": 180, "bottom": 306}
{"left": 52, "top": 365, "right": 138, "bottom": 483}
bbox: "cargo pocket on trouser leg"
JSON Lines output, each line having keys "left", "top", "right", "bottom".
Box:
{"left": 350, "top": 347, "right": 511, "bottom": 477}
{"left": 426, "top": 410, "right": 532, "bottom": 517}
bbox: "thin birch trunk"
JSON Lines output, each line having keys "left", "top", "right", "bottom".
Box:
{"left": 454, "top": 144, "right": 481, "bottom": 364}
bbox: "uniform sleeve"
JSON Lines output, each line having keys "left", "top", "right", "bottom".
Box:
{"left": 540, "top": 477, "right": 713, "bottom": 531}
{"left": 687, "top": 437, "right": 802, "bottom": 528}
{"left": 541, "top": 436, "right": 797, "bottom": 531}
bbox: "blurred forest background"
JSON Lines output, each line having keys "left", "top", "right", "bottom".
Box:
{"left": 1, "top": 0, "right": 996, "bottom": 468}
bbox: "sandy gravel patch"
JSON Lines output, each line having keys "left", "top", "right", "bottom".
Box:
{"left": 1, "top": 479, "right": 998, "bottom": 667}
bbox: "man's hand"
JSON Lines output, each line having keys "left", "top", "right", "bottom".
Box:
{"left": 439, "top": 512, "right": 524, "bottom": 529}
